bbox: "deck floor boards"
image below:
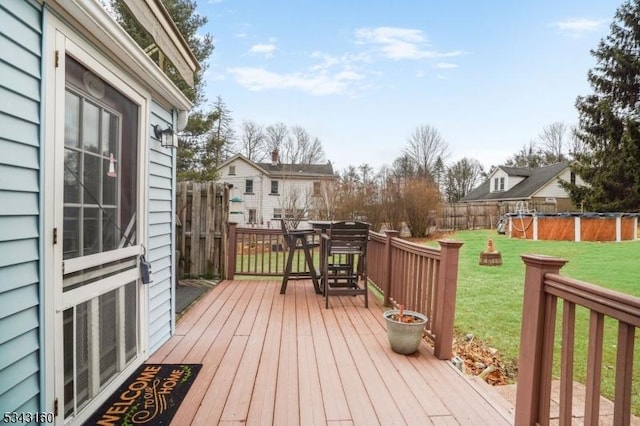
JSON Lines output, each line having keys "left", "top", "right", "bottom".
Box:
{"left": 156, "top": 279, "right": 514, "bottom": 425}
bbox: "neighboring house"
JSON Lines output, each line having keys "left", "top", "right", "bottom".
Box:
{"left": 460, "top": 162, "right": 583, "bottom": 212}
{"left": 217, "top": 151, "right": 337, "bottom": 227}
{"left": 0, "top": 1, "right": 198, "bottom": 424}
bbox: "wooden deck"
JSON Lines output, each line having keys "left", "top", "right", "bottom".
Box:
{"left": 149, "top": 279, "right": 515, "bottom": 425}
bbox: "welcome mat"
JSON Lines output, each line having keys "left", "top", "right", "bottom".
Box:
{"left": 86, "top": 364, "right": 201, "bottom": 425}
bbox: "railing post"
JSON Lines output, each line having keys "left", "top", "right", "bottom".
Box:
{"left": 515, "top": 255, "right": 568, "bottom": 426}
{"left": 227, "top": 222, "right": 238, "bottom": 280}
{"left": 433, "top": 239, "right": 463, "bottom": 360}
{"left": 382, "top": 230, "right": 399, "bottom": 307}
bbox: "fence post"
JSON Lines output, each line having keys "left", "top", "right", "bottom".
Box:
{"left": 433, "top": 239, "right": 463, "bottom": 360}
{"left": 227, "top": 222, "right": 238, "bottom": 280}
{"left": 382, "top": 230, "right": 399, "bottom": 307}
{"left": 515, "top": 255, "right": 568, "bottom": 425}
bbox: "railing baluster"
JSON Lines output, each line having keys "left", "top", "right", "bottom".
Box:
{"left": 538, "top": 294, "right": 558, "bottom": 425}
{"left": 614, "top": 322, "right": 634, "bottom": 425}
{"left": 559, "top": 300, "right": 576, "bottom": 426}
{"left": 584, "top": 311, "right": 604, "bottom": 426}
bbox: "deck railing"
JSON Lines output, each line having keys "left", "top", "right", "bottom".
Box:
{"left": 227, "top": 224, "right": 463, "bottom": 360}
{"left": 227, "top": 223, "right": 322, "bottom": 277}
{"left": 516, "top": 255, "right": 640, "bottom": 425}
{"left": 368, "top": 230, "right": 463, "bottom": 359}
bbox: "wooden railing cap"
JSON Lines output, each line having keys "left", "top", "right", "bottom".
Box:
{"left": 521, "top": 254, "right": 568, "bottom": 268}
{"left": 438, "top": 239, "right": 464, "bottom": 248}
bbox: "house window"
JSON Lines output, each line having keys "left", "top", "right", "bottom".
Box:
{"left": 313, "top": 181, "right": 321, "bottom": 196}
{"left": 229, "top": 165, "right": 236, "bottom": 175}
{"left": 500, "top": 177, "right": 505, "bottom": 191}
{"left": 273, "top": 208, "right": 282, "bottom": 219}
{"left": 271, "top": 180, "right": 279, "bottom": 194}
{"left": 570, "top": 171, "right": 576, "bottom": 185}
{"left": 245, "top": 179, "right": 253, "bottom": 193}
{"left": 248, "top": 209, "right": 256, "bottom": 224}
{"left": 494, "top": 178, "right": 499, "bottom": 191}
{"left": 285, "top": 208, "right": 295, "bottom": 219}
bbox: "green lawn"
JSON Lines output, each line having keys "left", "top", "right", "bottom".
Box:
{"left": 425, "top": 229, "right": 640, "bottom": 414}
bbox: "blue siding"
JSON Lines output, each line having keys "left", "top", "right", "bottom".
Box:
{"left": 147, "top": 102, "right": 175, "bottom": 352}
{"left": 0, "top": 0, "right": 42, "bottom": 415}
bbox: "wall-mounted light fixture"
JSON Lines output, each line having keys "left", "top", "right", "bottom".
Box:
{"left": 154, "top": 124, "right": 176, "bottom": 148}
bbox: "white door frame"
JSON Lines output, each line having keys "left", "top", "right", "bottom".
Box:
{"left": 42, "top": 15, "right": 150, "bottom": 425}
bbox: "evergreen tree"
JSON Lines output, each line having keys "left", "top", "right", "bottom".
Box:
{"left": 109, "top": 0, "right": 213, "bottom": 106}
{"left": 563, "top": 0, "right": 640, "bottom": 211}
{"left": 109, "top": 0, "right": 229, "bottom": 181}
{"left": 178, "top": 96, "right": 236, "bottom": 181}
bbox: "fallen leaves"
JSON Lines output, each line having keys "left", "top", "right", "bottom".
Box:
{"left": 451, "top": 333, "right": 517, "bottom": 386}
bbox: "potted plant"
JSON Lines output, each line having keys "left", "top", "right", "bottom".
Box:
{"left": 383, "top": 305, "right": 428, "bottom": 355}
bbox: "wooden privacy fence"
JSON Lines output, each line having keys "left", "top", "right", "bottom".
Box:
{"left": 176, "top": 181, "right": 229, "bottom": 279}
{"left": 516, "top": 255, "right": 640, "bottom": 425}
{"left": 367, "top": 231, "right": 463, "bottom": 360}
{"left": 437, "top": 201, "right": 558, "bottom": 231}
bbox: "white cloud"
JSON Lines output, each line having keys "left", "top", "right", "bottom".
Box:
{"left": 553, "top": 18, "right": 604, "bottom": 38}
{"left": 355, "top": 26, "right": 463, "bottom": 60}
{"left": 227, "top": 67, "right": 350, "bottom": 95}
{"left": 310, "top": 51, "right": 341, "bottom": 70}
{"left": 433, "top": 62, "right": 458, "bottom": 69}
{"left": 249, "top": 43, "right": 277, "bottom": 57}
{"left": 335, "top": 70, "right": 365, "bottom": 81}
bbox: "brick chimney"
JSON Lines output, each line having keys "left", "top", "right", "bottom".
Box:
{"left": 271, "top": 149, "right": 279, "bottom": 166}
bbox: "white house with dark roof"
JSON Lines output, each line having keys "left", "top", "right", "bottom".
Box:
{"left": 217, "top": 151, "right": 337, "bottom": 227}
{"left": 460, "top": 162, "right": 584, "bottom": 211}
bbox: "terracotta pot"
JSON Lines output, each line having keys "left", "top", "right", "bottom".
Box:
{"left": 383, "top": 309, "right": 428, "bottom": 355}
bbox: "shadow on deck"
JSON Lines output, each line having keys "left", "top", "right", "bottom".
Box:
{"left": 150, "top": 279, "right": 514, "bottom": 425}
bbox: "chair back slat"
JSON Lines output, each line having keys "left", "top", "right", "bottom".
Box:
{"left": 327, "top": 221, "right": 369, "bottom": 252}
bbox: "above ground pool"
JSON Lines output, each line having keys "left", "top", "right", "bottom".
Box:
{"left": 504, "top": 212, "right": 639, "bottom": 242}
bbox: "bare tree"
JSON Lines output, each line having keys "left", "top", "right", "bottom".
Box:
{"left": 405, "top": 124, "right": 449, "bottom": 179}
{"left": 538, "top": 121, "right": 568, "bottom": 163}
{"left": 309, "top": 180, "right": 338, "bottom": 220}
{"left": 444, "top": 158, "right": 484, "bottom": 202}
{"left": 567, "top": 124, "right": 590, "bottom": 160}
{"left": 281, "top": 125, "right": 325, "bottom": 164}
{"left": 278, "top": 184, "right": 313, "bottom": 229}
{"left": 265, "top": 122, "right": 289, "bottom": 155}
{"left": 504, "top": 141, "right": 545, "bottom": 168}
{"left": 240, "top": 120, "right": 266, "bottom": 162}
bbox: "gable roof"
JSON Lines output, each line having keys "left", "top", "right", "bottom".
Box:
{"left": 218, "top": 154, "right": 336, "bottom": 179}
{"left": 256, "top": 161, "right": 335, "bottom": 177}
{"left": 461, "top": 162, "right": 570, "bottom": 202}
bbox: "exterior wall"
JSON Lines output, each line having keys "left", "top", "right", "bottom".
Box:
{"left": 533, "top": 169, "right": 582, "bottom": 211}
{"left": 535, "top": 169, "right": 583, "bottom": 199}
{"left": 147, "top": 102, "right": 176, "bottom": 352}
{"left": 531, "top": 196, "right": 574, "bottom": 212}
{"left": 220, "top": 158, "right": 266, "bottom": 226}
{"left": 0, "top": 0, "right": 43, "bottom": 414}
{"left": 219, "top": 158, "right": 326, "bottom": 227}
{"left": 489, "top": 169, "right": 525, "bottom": 193}
{"left": 507, "top": 175, "right": 525, "bottom": 190}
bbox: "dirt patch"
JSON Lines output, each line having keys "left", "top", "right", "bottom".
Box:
{"left": 451, "top": 333, "right": 517, "bottom": 386}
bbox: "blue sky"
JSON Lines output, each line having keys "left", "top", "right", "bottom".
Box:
{"left": 198, "top": 0, "right": 621, "bottom": 173}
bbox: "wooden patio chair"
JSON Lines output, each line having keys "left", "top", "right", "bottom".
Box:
{"left": 321, "top": 220, "right": 369, "bottom": 308}
{"left": 279, "top": 219, "right": 321, "bottom": 295}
